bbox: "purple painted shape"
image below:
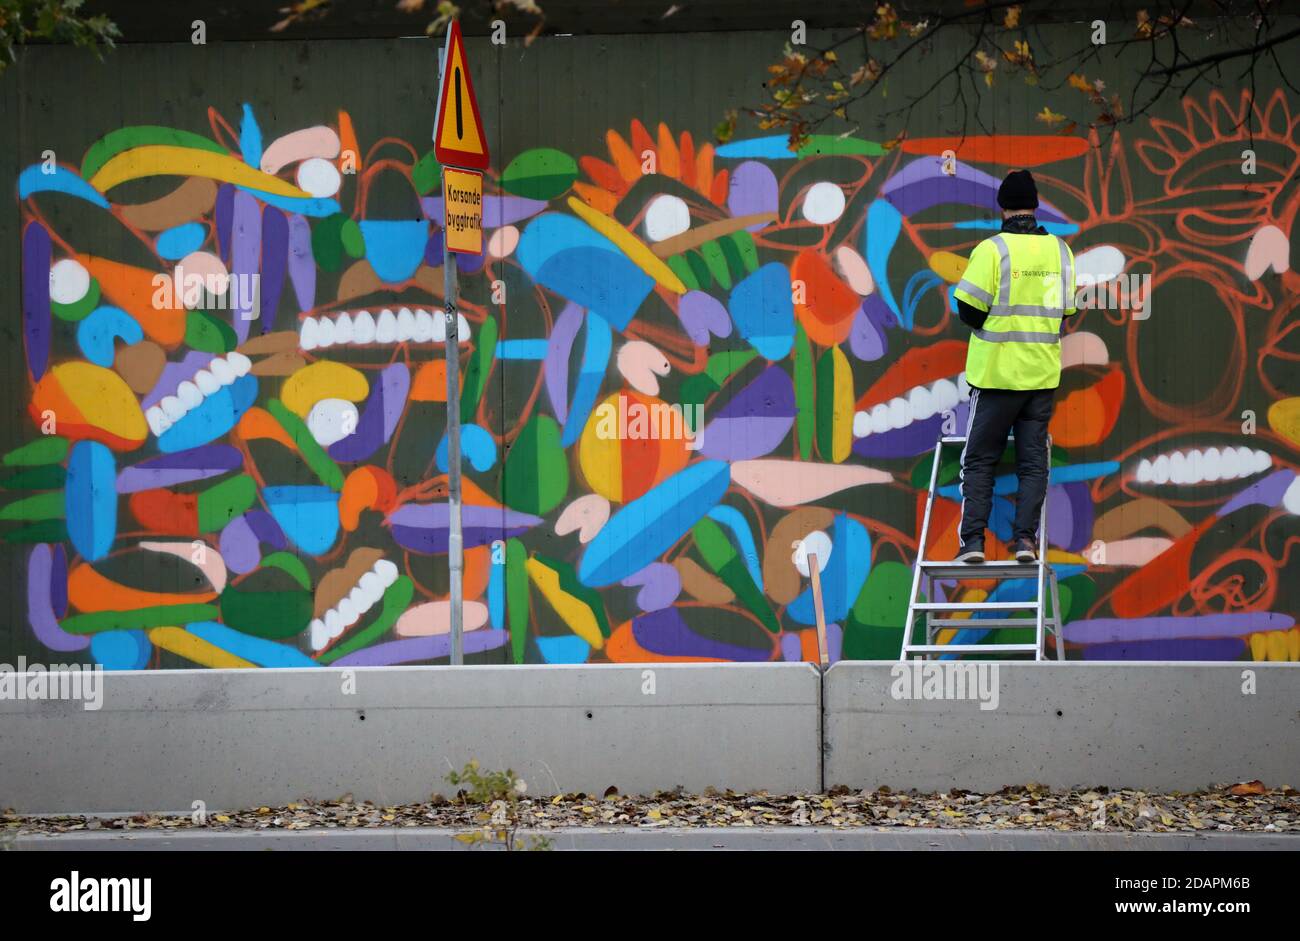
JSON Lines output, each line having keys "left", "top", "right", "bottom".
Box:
{"left": 116, "top": 445, "right": 244, "bottom": 494}
{"left": 882, "top": 158, "right": 1071, "bottom": 224}
{"left": 142, "top": 351, "right": 215, "bottom": 411}
{"left": 328, "top": 363, "right": 410, "bottom": 463}
{"left": 246, "top": 509, "right": 287, "bottom": 548}
{"left": 215, "top": 184, "right": 235, "bottom": 264}
{"left": 848, "top": 298, "right": 886, "bottom": 361}
{"left": 422, "top": 195, "right": 547, "bottom": 228}
{"left": 287, "top": 213, "right": 316, "bottom": 313}
{"left": 22, "top": 221, "right": 52, "bottom": 381}
{"left": 458, "top": 250, "right": 486, "bottom": 275}
{"left": 260, "top": 206, "right": 288, "bottom": 333}
{"left": 50, "top": 543, "right": 67, "bottom": 617}
{"left": 621, "top": 562, "right": 681, "bottom": 611}
{"left": 1081, "top": 637, "right": 1246, "bottom": 661}
{"left": 702, "top": 366, "right": 798, "bottom": 461}
{"left": 424, "top": 230, "right": 444, "bottom": 267}
{"left": 1065, "top": 612, "right": 1294, "bottom": 645}
{"left": 230, "top": 190, "right": 262, "bottom": 342}
{"left": 853, "top": 404, "right": 971, "bottom": 460}
{"left": 332, "top": 629, "right": 508, "bottom": 666}
{"left": 1060, "top": 481, "right": 1094, "bottom": 552}
{"left": 631, "top": 608, "right": 771, "bottom": 661}
{"left": 220, "top": 510, "right": 288, "bottom": 575}
{"left": 1218, "top": 469, "right": 1296, "bottom": 517}
{"left": 726, "top": 161, "right": 779, "bottom": 230}
{"left": 826, "top": 622, "right": 843, "bottom": 664}
{"left": 27, "top": 544, "right": 89, "bottom": 652}
{"left": 544, "top": 302, "right": 584, "bottom": 424}
{"left": 780, "top": 633, "right": 802, "bottom": 662}
{"left": 1045, "top": 485, "right": 1074, "bottom": 550}
{"left": 677, "top": 290, "right": 732, "bottom": 346}
{"left": 388, "top": 503, "right": 542, "bottom": 554}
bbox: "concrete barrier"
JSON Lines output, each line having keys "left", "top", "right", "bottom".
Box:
{"left": 824, "top": 661, "right": 1300, "bottom": 792}
{"left": 0, "top": 663, "right": 821, "bottom": 814}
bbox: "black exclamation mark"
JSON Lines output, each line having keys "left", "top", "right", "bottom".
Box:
{"left": 454, "top": 67, "right": 463, "bottom": 140}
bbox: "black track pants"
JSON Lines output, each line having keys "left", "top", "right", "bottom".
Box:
{"left": 958, "top": 386, "right": 1055, "bottom": 546}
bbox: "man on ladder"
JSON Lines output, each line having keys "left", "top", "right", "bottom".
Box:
{"left": 951, "top": 169, "right": 1078, "bottom": 565}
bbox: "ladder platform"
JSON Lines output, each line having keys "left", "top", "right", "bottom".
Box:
{"left": 902, "top": 643, "right": 1041, "bottom": 655}
{"left": 919, "top": 561, "right": 1042, "bottom": 578}
{"left": 912, "top": 600, "right": 1038, "bottom": 612}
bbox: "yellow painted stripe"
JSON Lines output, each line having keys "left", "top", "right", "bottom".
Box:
{"left": 566, "top": 196, "right": 688, "bottom": 295}
{"left": 147, "top": 626, "right": 257, "bottom": 669}
{"left": 91, "top": 145, "right": 312, "bottom": 199}
{"left": 831, "top": 346, "right": 854, "bottom": 464}
{"left": 525, "top": 559, "right": 605, "bottom": 650}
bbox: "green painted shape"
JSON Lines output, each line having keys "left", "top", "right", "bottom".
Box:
{"left": 260, "top": 551, "right": 313, "bottom": 591}
{"left": 506, "top": 538, "right": 530, "bottom": 664}
{"left": 311, "top": 213, "right": 348, "bottom": 272}
{"left": 4, "top": 437, "right": 69, "bottom": 467}
{"left": 794, "top": 323, "right": 815, "bottom": 459}
{"left": 0, "top": 464, "right": 66, "bottom": 490}
{"left": 61, "top": 604, "right": 220, "bottom": 635}
{"left": 1059, "top": 574, "right": 1094, "bottom": 623}
{"left": 534, "top": 553, "right": 611, "bottom": 638}
{"left": 81, "top": 126, "right": 227, "bottom": 180}
{"left": 412, "top": 150, "right": 442, "bottom": 195}
{"left": 815, "top": 346, "right": 837, "bottom": 460}
{"left": 3, "top": 520, "right": 68, "bottom": 544}
{"left": 685, "top": 250, "right": 712, "bottom": 289}
{"left": 461, "top": 313, "right": 498, "bottom": 424}
{"left": 267, "top": 399, "right": 344, "bottom": 491}
{"left": 913, "top": 443, "right": 1071, "bottom": 489}
{"left": 705, "top": 348, "right": 757, "bottom": 386}
{"left": 699, "top": 239, "right": 732, "bottom": 290}
{"left": 666, "top": 254, "right": 698, "bottom": 291}
{"left": 340, "top": 218, "right": 365, "bottom": 259}
{"left": 196, "top": 474, "right": 258, "bottom": 533}
{"left": 692, "top": 517, "right": 779, "bottom": 633}
{"left": 501, "top": 415, "right": 567, "bottom": 515}
{"left": 51, "top": 280, "right": 100, "bottom": 322}
{"left": 680, "top": 372, "right": 720, "bottom": 411}
{"left": 185, "top": 309, "right": 238, "bottom": 353}
{"left": 728, "top": 230, "right": 759, "bottom": 273}
{"left": 504, "top": 539, "right": 530, "bottom": 663}
{"left": 842, "top": 618, "right": 905, "bottom": 659}
{"left": 499, "top": 148, "right": 579, "bottom": 200}
{"left": 219, "top": 586, "right": 312, "bottom": 641}
{"left": 796, "top": 135, "right": 886, "bottom": 157}
{"left": 318, "top": 575, "right": 415, "bottom": 664}
{"left": 717, "top": 233, "right": 746, "bottom": 284}
{"left": 851, "top": 561, "right": 915, "bottom": 627}
{"left": 0, "top": 492, "right": 66, "bottom": 521}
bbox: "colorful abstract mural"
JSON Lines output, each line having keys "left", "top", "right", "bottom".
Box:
{"left": 8, "top": 58, "right": 1299, "bottom": 668}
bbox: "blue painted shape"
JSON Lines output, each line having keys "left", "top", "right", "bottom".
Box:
{"left": 91, "top": 629, "right": 151, "bottom": 670}
{"left": 562, "top": 311, "right": 612, "bottom": 447}
{"left": 715, "top": 136, "right": 800, "bottom": 160}
{"left": 940, "top": 564, "right": 1089, "bottom": 657}
{"left": 157, "top": 374, "right": 258, "bottom": 453}
{"left": 358, "top": 220, "right": 428, "bottom": 284}
{"left": 787, "top": 513, "right": 871, "bottom": 625}
{"left": 263, "top": 485, "right": 340, "bottom": 555}
{"left": 864, "top": 200, "right": 902, "bottom": 320}
{"left": 436, "top": 423, "right": 497, "bottom": 472}
{"left": 237, "top": 187, "right": 341, "bottom": 218}
{"left": 579, "top": 461, "right": 731, "bottom": 587}
{"left": 496, "top": 339, "right": 549, "bottom": 360}
{"left": 155, "top": 222, "right": 207, "bottom": 260}
{"left": 728, "top": 262, "right": 795, "bottom": 360}
{"left": 240, "top": 103, "right": 263, "bottom": 168}
{"left": 186, "top": 621, "right": 319, "bottom": 668}
{"left": 901, "top": 269, "right": 943, "bottom": 331}
{"left": 65, "top": 440, "right": 116, "bottom": 562}
{"left": 517, "top": 214, "right": 653, "bottom": 330}
{"left": 955, "top": 219, "right": 1079, "bottom": 235}
{"left": 77, "top": 306, "right": 142, "bottom": 366}
{"left": 990, "top": 495, "right": 1015, "bottom": 542}
{"left": 938, "top": 462, "right": 1122, "bottom": 500}
{"left": 707, "top": 505, "right": 763, "bottom": 591}
{"left": 488, "top": 550, "right": 504, "bottom": 629}
{"left": 18, "top": 164, "right": 111, "bottom": 208}
{"left": 537, "top": 635, "right": 592, "bottom": 664}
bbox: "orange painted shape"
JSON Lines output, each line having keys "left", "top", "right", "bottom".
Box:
{"left": 69, "top": 562, "right": 215, "bottom": 614}
{"left": 236, "top": 407, "right": 297, "bottom": 450}
{"left": 657, "top": 123, "right": 680, "bottom": 178}
{"left": 337, "top": 110, "right": 360, "bottom": 174}
{"left": 901, "top": 135, "right": 1090, "bottom": 166}
{"left": 1050, "top": 367, "right": 1125, "bottom": 448}
{"left": 606, "top": 130, "right": 641, "bottom": 183}
{"left": 630, "top": 120, "right": 655, "bottom": 166}
{"left": 792, "top": 249, "right": 859, "bottom": 346}
{"left": 129, "top": 489, "right": 199, "bottom": 536}
{"left": 579, "top": 156, "right": 625, "bottom": 195}
{"left": 605, "top": 619, "right": 725, "bottom": 663}
{"left": 1110, "top": 517, "right": 1214, "bottom": 618}
{"left": 857, "top": 340, "right": 968, "bottom": 411}
{"left": 571, "top": 181, "right": 620, "bottom": 214}
{"left": 76, "top": 255, "right": 187, "bottom": 348}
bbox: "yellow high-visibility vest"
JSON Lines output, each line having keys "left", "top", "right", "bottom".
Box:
{"left": 953, "top": 231, "right": 1078, "bottom": 390}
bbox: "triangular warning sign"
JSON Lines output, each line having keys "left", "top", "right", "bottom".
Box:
{"left": 433, "top": 21, "right": 489, "bottom": 170}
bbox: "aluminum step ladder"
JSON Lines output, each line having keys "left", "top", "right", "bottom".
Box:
{"left": 900, "top": 435, "right": 1064, "bottom": 661}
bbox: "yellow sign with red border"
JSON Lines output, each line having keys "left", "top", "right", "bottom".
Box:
{"left": 442, "top": 166, "right": 482, "bottom": 255}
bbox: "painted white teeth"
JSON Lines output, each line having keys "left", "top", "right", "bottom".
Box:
{"left": 317, "top": 316, "right": 336, "bottom": 348}
{"left": 148, "top": 353, "right": 251, "bottom": 438}
{"left": 853, "top": 372, "right": 973, "bottom": 440}
{"left": 209, "top": 357, "right": 235, "bottom": 385}
{"left": 300, "top": 317, "right": 319, "bottom": 350}
{"left": 395, "top": 307, "right": 415, "bottom": 342}
{"left": 176, "top": 381, "right": 203, "bottom": 410}
{"left": 160, "top": 395, "right": 186, "bottom": 422}
{"left": 194, "top": 369, "right": 220, "bottom": 396}
{"left": 227, "top": 351, "right": 252, "bottom": 376}
{"left": 413, "top": 309, "right": 435, "bottom": 342}
{"left": 310, "top": 557, "right": 401, "bottom": 651}
{"left": 432, "top": 312, "right": 447, "bottom": 343}
{"left": 376, "top": 309, "right": 398, "bottom": 344}
{"left": 1135, "top": 446, "right": 1274, "bottom": 486}
{"left": 145, "top": 406, "right": 171, "bottom": 436}
{"left": 299, "top": 309, "right": 473, "bottom": 349}
{"left": 353, "top": 311, "right": 376, "bottom": 344}
{"left": 333, "top": 312, "right": 354, "bottom": 345}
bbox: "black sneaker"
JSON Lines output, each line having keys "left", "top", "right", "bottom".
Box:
{"left": 955, "top": 541, "right": 985, "bottom": 564}
{"left": 1011, "top": 538, "right": 1038, "bottom": 563}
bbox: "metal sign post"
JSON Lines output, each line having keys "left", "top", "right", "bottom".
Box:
{"left": 443, "top": 242, "right": 464, "bottom": 666}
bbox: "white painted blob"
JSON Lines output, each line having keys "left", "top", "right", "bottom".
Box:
{"left": 1074, "top": 245, "right": 1126, "bottom": 286}
{"left": 487, "top": 225, "right": 520, "bottom": 258}
{"left": 1283, "top": 476, "right": 1300, "bottom": 515}
{"left": 297, "top": 157, "right": 342, "bottom": 198}
{"left": 644, "top": 194, "right": 691, "bottom": 242}
{"left": 49, "top": 258, "right": 90, "bottom": 305}
{"left": 792, "top": 530, "right": 832, "bottom": 577}
{"left": 802, "top": 181, "right": 846, "bottom": 225}
{"left": 307, "top": 398, "right": 360, "bottom": 447}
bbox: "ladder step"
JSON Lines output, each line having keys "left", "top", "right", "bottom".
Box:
{"left": 912, "top": 601, "right": 1038, "bottom": 612}
{"left": 902, "top": 643, "right": 1041, "bottom": 654}
{"left": 926, "top": 617, "right": 1054, "bottom": 628}
{"left": 919, "top": 561, "right": 1042, "bottom": 578}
